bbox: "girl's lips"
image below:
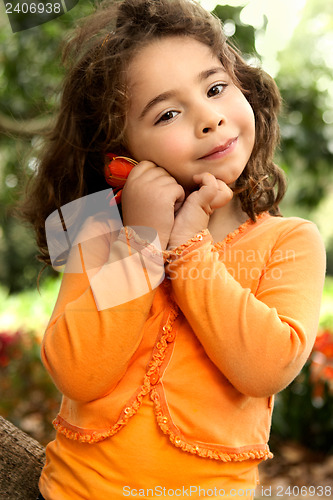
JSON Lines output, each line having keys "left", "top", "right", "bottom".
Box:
{"left": 200, "top": 137, "right": 238, "bottom": 160}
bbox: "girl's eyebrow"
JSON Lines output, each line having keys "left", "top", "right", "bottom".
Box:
{"left": 198, "top": 66, "right": 227, "bottom": 81}
{"left": 139, "top": 90, "right": 176, "bottom": 121}
{"left": 138, "top": 66, "right": 226, "bottom": 121}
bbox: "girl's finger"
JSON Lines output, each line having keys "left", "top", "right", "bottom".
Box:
{"left": 174, "top": 189, "right": 186, "bottom": 214}
{"left": 192, "top": 172, "right": 220, "bottom": 206}
{"left": 127, "top": 160, "right": 158, "bottom": 180}
{"left": 192, "top": 173, "right": 233, "bottom": 210}
{"left": 211, "top": 180, "right": 234, "bottom": 209}
{"left": 192, "top": 172, "right": 218, "bottom": 188}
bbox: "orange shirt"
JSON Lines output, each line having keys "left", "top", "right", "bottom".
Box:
{"left": 39, "top": 213, "right": 326, "bottom": 499}
{"left": 40, "top": 398, "right": 260, "bottom": 499}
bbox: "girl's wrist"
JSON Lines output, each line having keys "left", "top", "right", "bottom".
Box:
{"left": 168, "top": 229, "right": 206, "bottom": 249}
{"left": 119, "top": 226, "right": 162, "bottom": 253}
{"left": 165, "top": 229, "right": 209, "bottom": 263}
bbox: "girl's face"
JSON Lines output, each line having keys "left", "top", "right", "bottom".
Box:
{"left": 125, "top": 36, "right": 255, "bottom": 194}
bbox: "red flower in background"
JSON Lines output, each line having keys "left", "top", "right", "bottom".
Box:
{"left": 310, "top": 329, "right": 333, "bottom": 397}
{"left": 0, "top": 331, "right": 22, "bottom": 367}
{"left": 313, "top": 329, "right": 333, "bottom": 358}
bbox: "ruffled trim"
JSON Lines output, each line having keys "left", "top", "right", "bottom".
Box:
{"left": 163, "top": 213, "right": 270, "bottom": 263}
{"left": 53, "top": 380, "right": 153, "bottom": 443}
{"left": 53, "top": 299, "right": 180, "bottom": 444}
{"left": 117, "top": 226, "right": 211, "bottom": 265}
{"left": 164, "top": 230, "right": 210, "bottom": 263}
{"left": 150, "top": 388, "right": 273, "bottom": 462}
{"left": 214, "top": 212, "right": 269, "bottom": 251}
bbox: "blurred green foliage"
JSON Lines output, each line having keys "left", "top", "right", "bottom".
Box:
{"left": 271, "top": 358, "right": 333, "bottom": 454}
{"left": 272, "top": 335, "right": 333, "bottom": 454}
{"left": 276, "top": 0, "right": 333, "bottom": 209}
{"left": 0, "top": 0, "right": 333, "bottom": 293}
{"left": 271, "top": 276, "right": 333, "bottom": 453}
{"left": 0, "top": 0, "right": 96, "bottom": 292}
{"left": 0, "top": 275, "right": 60, "bottom": 332}
{"left": 0, "top": 327, "right": 61, "bottom": 446}
{"left": 212, "top": 4, "right": 259, "bottom": 57}
{"left": 0, "top": 277, "right": 62, "bottom": 445}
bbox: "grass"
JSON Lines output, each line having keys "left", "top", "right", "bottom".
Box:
{"left": 0, "top": 277, "right": 61, "bottom": 338}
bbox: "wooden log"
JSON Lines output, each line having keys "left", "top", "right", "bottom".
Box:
{"left": 0, "top": 416, "right": 45, "bottom": 500}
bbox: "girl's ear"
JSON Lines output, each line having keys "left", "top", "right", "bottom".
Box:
{"left": 104, "top": 153, "right": 138, "bottom": 205}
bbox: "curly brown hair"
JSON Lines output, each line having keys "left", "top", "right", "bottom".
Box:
{"left": 20, "top": 0, "right": 286, "bottom": 266}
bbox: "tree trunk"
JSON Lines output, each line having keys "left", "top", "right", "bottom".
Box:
{"left": 0, "top": 416, "right": 45, "bottom": 500}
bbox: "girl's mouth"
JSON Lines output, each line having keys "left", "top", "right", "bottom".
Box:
{"left": 199, "top": 137, "right": 238, "bottom": 160}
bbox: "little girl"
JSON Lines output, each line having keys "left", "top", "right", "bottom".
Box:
{"left": 21, "top": 0, "right": 326, "bottom": 499}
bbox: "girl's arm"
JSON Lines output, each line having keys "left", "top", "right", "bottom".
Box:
{"left": 42, "top": 161, "right": 184, "bottom": 403}
{"left": 166, "top": 219, "right": 326, "bottom": 397}
{"left": 41, "top": 219, "right": 162, "bottom": 403}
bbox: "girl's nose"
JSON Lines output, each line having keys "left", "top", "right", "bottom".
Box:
{"left": 195, "top": 105, "right": 224, "bottom": 137}
{"left": 202, "top": 119, "right": 223, "bottom": 134}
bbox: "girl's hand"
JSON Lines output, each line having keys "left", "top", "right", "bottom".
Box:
{"left": 121, "top": 161, "right": 185, "bottom": 250}
{"left": 168, "top": 172, "right": 233, "bottom": 248}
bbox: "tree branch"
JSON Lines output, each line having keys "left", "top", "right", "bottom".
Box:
{"left": 0, "top": 112, "right": 53, "bottom": 138}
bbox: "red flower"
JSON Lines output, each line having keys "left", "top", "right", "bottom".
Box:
{"left": 323, "top": 365, "right": 333, "bottom": 380}
{"left": 0, "top": 331, "right": 22, "bottom": 367}
{"left": 310, "top": 329, "right": 333, "bottom": 395}
{"left": 313, "top": 330, "right": 333, "bottom": 358}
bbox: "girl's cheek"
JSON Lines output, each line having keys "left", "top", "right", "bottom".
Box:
{"left": 157, "top": 134, "right": 187, "bottom": 162}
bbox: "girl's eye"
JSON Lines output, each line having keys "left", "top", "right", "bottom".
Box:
{"left": 207, "top": 83, "right": 227, "bottom": 97}
{"left": 155, "top": 110, "right": 179, "bottom": 124}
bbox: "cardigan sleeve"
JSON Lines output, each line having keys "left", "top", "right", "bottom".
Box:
{"left": 165, "top": 220, "right": 326, "bottom": 397}
{"left": 41, "top": 222, "right": 163, "bottom": 403}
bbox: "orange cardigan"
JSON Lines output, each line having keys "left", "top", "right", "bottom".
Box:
{"left": 41, "top": 213, "right": 326, "bottom": 462}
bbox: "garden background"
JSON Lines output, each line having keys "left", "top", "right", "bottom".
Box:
{"left": 1, "top": 0, "right": 333, "bottom": 497}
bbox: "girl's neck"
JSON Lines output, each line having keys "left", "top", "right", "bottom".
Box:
{"left": 207, "top": 196, "right": 249, "bottom": 244}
